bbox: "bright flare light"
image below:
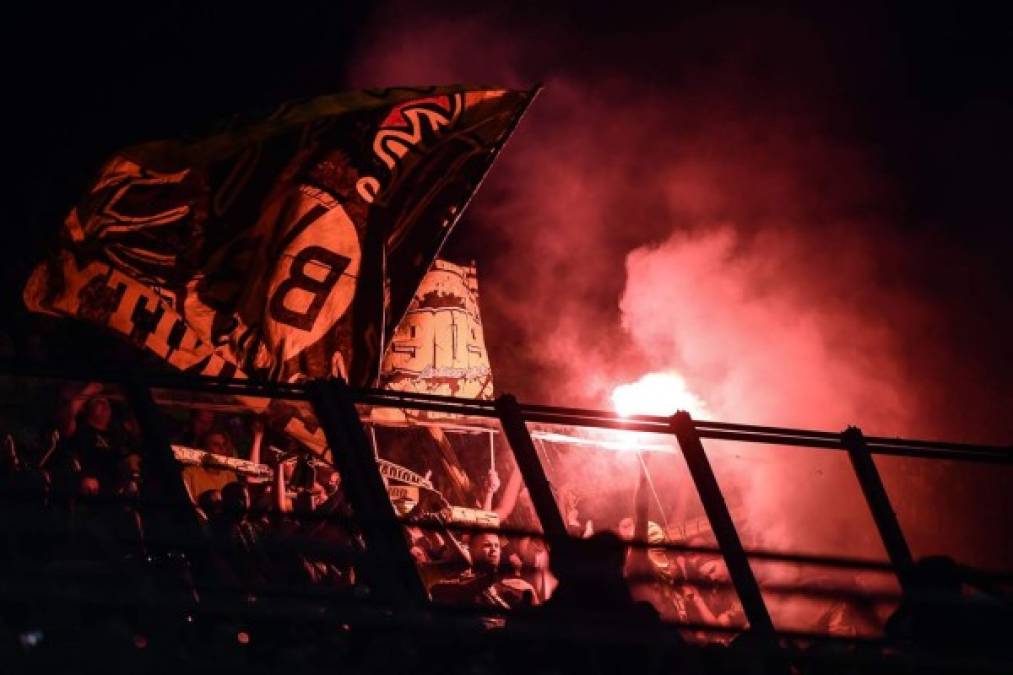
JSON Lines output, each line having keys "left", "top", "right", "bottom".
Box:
{"left": 611, "top": 372, "right": 709, "bottom": 419}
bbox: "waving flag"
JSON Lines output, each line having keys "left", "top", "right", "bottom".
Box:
{"left": 371, "top": 258, "right": 494, "bottom": 429}
{"left": 24, "top": 86, "right": 535, "bottom": 387}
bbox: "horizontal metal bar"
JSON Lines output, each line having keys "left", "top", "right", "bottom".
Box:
{"left": 696, "top": 429, "right": 848, "bottom": 449}
{"left": 858, "top": 443, "right": 1013, "bottom": 464}
{"left": 519, "top": 408, "right": 1012, "bottom": 463}
{"left": 521, "top": 401, "right": 668, "bottom": 422}
{"left": 865, "top": 433, "right": 1013, "bottom": 454}
{"left": 695, "top": 419, "right": 842, "bottom": 440}
{"left": 356, "top": 397, "right": 499, "bottom": 419}
{"left": 145, "top": 381, "right": 308, "bottom": 401}
{"left": 522, "top": 412, "right": 673, "bottom": 433}
{"left": 697, "top": 429, "right": 1013, "bottom": 464}
{"left": 864, "top": 440, "right": 1013, "bottom": 462}
{"left": 355, "top": 385, "right": 499, "bottom": 408}
{"left": 523, "top": 402, "right": 1011, "bottom": 457}
{"left": 1, "top": 361, "right": 1008, "bottom": 462}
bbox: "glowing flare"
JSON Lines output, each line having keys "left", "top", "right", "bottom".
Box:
{"left": 611, "top": 372, "right": 708, "bottom": 418}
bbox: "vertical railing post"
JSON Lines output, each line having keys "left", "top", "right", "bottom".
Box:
{"left": 841, "top": 426, "right": 915, "bottom": 593}
{"left": 670, "top": 411, "right": 779, "bottom": 642}
{"left": 494, "top": 395, "right": 568, "bottom": 545}
{"left": 306, "top": 378, "right": 427, "bottom": 606}
{"left": 123, "top": 378, "right": 203, "bottom": 553}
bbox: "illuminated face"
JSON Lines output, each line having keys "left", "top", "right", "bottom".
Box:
{"left": 79, "top": 475, "right": 101, "bottom": 496}
{"left": 85, "top": 397, "right": 112, "bottom": 431}
{"left": 325, "top": 471, "right": 341, "bottom": 493}
{"left": 618, "top": 517, "right": 635, "bottom": 540}
{"left": 699, "top": 558, "right": 727, "bottom": 582}
{"left": 472, "top": 533, "right": 501, "bottom": 569}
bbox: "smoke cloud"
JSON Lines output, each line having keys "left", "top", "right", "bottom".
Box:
{"left": 347, "top": 2, "right": 1012, "bottom": 577}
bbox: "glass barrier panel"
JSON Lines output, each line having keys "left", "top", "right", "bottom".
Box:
{"left": 526, "top": 420, "right": 748, "bottom": 643}
{"left": 705, "top": 439, "right": 899, "bottom": 637}
{"left": 877, "top": 454, "right": 1013, "bottom": 576}
{"left": 360, "top": 403, "right": 547, "bottom": 614}
{"left": 151, "top": 386, "right": 364, "bottom": 601}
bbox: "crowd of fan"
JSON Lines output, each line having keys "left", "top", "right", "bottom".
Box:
{"left": 1, "top": 381, "right": 1010, "bottom": 674}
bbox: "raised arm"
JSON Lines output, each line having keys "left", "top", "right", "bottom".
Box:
{"left": 684, "top": 586, "right": 729, "bottom": 626}
{"left": 248, "top": 416, "right": 265, "bottom": 465}
{"left": 273, "top": 460, "right": 290, "bottom": 513}
{"left": 480, "top": 469, "right": 501, "bottom": 511}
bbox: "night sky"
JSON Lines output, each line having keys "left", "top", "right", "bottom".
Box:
{"left": 4, "top": 1, "right": 1011, "bottom": 444}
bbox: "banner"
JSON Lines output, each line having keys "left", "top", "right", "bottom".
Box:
{"left": 379, "top": 259, "right": 494, "bottom": 405}
{"left": 24, "top": 86, "right": 535, "bottom": 387}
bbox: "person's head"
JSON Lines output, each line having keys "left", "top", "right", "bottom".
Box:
{"left": 697, "top": 556, "right": 728, "bottom": 583}
{"left": 204, "top": 431, "right": 233, "bottom": 457}
{"left": 198, "top": 489, "right": 223, "bottom": 519}
{"left": 471, "top": 532, "right": 501, "bottom": 570}
{"left": 221, "top": 481, "right": 250, "bottom": 518}
{"left": 617, "top": 517, "right": 635, "bottom": 540}
{"left": 84, "top": 396, "right": 112, "bottom": 431}
{"left": 190, "top": 409, "right": 216, "bottom": 438}
{"left": 79, "top": 474, "right": 101, "bottom": 497}
{"left": 617, "top": 517, "right": 664, "bottom": 542}
{"left": 553, "top": 531, "right": 628, "bottom": 588}
{"left": 911, "top": 556, "right": 962, "bottom": 596}
{"left": 323, "top": 468, "right": 341, "bottom": 495}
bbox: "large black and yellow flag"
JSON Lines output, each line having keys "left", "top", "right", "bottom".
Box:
{"left": 24, "top": 86, "right": 534, "bottom": 386}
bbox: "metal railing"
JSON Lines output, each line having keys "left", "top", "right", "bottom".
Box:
{"left": 1, "top": 360, "right": 1010, "bottom": 670}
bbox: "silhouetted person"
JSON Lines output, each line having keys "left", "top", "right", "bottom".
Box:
{"left": 209, "top": 481, "right": 271, "bottom": 590}
{"left": 547, "top": 532, "right": 656, "bottom": 617}
{"left": 886, "top": 556, "right": 1013, "bottom": 659}
{"left": 503, "top": 532, "right": 699, "bottom": 675}
{"left": 52, "top": 382, "right": 139, "bottom": 499}
{"left": 197, "top": 488, "right": 223, "bottom": 524}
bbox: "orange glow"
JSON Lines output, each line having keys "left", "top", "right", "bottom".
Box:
{"left": 611, "top": 372, "right": 708, "bottom": 419}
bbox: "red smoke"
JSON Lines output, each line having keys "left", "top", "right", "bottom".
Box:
{"left": 619, "top": 225, "right": 913, "bottom": 433}
{"left": 347, "top": 3, "right": 1012, "bottom": 578}
{"left": 346, "top": 5, "right": 919, "bottom": 434}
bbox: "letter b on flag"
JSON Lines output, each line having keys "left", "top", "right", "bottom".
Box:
{"left": 264, "top": 187, "right": 362, "bottom": 362}
{"left": 269, "top": 246, "right": 350, "bottom": 330}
